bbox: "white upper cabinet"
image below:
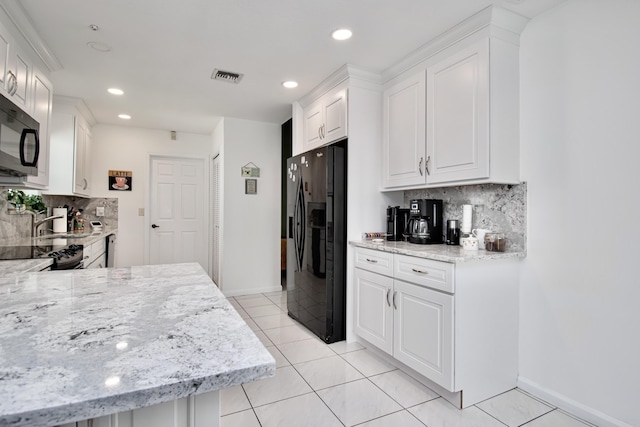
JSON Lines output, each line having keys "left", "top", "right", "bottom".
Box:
{"left": 300, "top": 82, "right": 347, "bottom": 153}
{"left": 23, "top": 69, "right": 53, "bottom": 189}
{"left": 381, "top": 7, "right": 526, "bottom": 189}
{"left": 382, "top": 72, "right": 426, "bottom": 187}
{"left": 426, "top": 39, "right": 489, "bottom": 184}
{"left": 0, "top": 20, "right": 53, "bottom": 190}
{"left": 45, "top": 97, "right": 95, "bottom": 198}
{"left": 0, "top": 20, "right": 31, "bottom": 111}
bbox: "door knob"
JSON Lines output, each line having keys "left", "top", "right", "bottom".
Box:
{"left": 151, "top": 224, "right": 159, "bottom": 228}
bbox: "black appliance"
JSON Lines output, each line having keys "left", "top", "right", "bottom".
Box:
{"left": 446, "top": 219, "right": 460, "bottom": 245}
{"left": 47, "top": 244, "right": 84, "bottom": 270}
{"left": 407, "top": 199, "right": 444, "bottom": 244}
{"left": 287, "top": 141, "right": 346, "bottom": 343}
{"left": 386, "top": 206, "right": 410, "bottom": 241}
{"left": 0, "top": 243, "right": 84, "bottom": 270}
{"left": 0, "top": 92, "right": 40, "bottom": 177}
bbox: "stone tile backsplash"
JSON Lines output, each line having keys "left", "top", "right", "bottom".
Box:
{"left": 0, "top": 192, "right": 118, "bottom": 241}
{"left": 42, "top": 196, "right": 118, "bottom": 230}
{"left": 404, "top": 182, "right": 527, "bottom": 252}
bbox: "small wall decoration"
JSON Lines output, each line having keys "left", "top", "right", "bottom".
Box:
{"left": 241, "top": 162, "right": 260, "bottom": 177}
{"left": 245, "top": 178, "right": 257, "bottom": 195}
{"left": 109, "top": 170, "right": 132, "bottom": 191}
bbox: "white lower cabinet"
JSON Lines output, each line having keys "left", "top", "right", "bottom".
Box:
{"left": 59, "top": 390, "right": 220, "bottom": 427}
{"left": 353, "top": 246, "right": 519, "bottom": 408}
{"left": 393, "top": 279, "right": 453, "bottom": 390}
{"left": 84, "top": 237, "right": 107, "bottom": 269}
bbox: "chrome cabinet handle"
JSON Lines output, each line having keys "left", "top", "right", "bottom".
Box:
{"left": 393, "top": 291, "right": 397, "bottom": 309}
{"left": 425, "top": 155, "right": 431, "bottom": 175}
{"left": 418, "top": 157, "right": 423, "bottom": 176}
{"left": 411, "top": 268, "right": 429, "bottom": 274}
{"left": 386, "top": 288, "right": 391, "bottom": 307}
{"left": 322, "top": 124, "right": 326, "bottom": 138}
{"left": 6, "top": 71, "right": 17, "bottom": 95}
{"left": 83, "top": 178, "right": 88, "bottom": 190}
{"left": 365, "top": 258, "right": 378, "bottom": 263}
{"left": 318, "top": 126, "right": 322, "bottom": 140}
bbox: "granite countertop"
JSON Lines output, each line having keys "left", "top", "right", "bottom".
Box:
{"left": 0, "top": 262, "right": 275, "bottom": 426}
{"left": 350, "top": 240, "right": 526, "bottom": 263}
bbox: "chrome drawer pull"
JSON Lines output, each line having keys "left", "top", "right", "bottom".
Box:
{"left": 411, "top": 268, "right": 428, "bottom": 274}
{"left": 365, "top": 258, "right": 378, "bottom": 263}
{"left": 386, "top": 289, "right": 391, "bottom": 307}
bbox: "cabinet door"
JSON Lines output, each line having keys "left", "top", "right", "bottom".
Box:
{"left": 426, "top": 39, "right": 489, "bottom": 184}
{"left": 84, "top": 128, "right": 93, "bottom": 194}
{"left": 393, "top": 280, "right": 454, "bottom": 391}
{"left": 303, "top": 99, "right": 323, "bottom": 151}
{"left": 323, "top": 88, "right": 347, "bottom": 143}
{"left": 382, "top": 72, "right": 426, "bottom": 188}
{"left": 73, "top": 117, "right": 90, "bottom": 196}
{"left": 0, "top": 28, "right": 9, "bottom": 93}
{"left": 24, "top": 70, "right": 53, "bottom": 188}
{"left": 12, "top": 51, "right": 30, "bottom": 109}
{"left": 353, "top": 268, "right": 393, "bottom": 354}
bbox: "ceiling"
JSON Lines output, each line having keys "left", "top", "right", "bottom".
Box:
{"left": 9, "top": 0, "right": 565, "bottom": 134}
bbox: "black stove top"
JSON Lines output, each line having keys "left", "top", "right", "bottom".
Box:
{"left": 0, "top": 244, "right": 55, "bottom": 260}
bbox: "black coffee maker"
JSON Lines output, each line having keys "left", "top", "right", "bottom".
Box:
{"left": 386, "top": 206, "right": 410, "bottom": 241}
{"left": 407, "top": 199, "right": 444, "bottom": 244}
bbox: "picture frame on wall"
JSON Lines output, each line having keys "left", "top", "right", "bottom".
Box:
{"left": 245, "top": 178, "right": 257, "bottom": 195}
{"left": 109, "top": 170, "right": 132, "bottom": 191}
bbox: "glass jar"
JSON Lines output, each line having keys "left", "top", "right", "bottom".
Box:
{"left": 484, "top": 232, "right": 507, "bottom": 252}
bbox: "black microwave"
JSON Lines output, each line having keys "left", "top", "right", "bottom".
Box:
{"left": 0, "top": 93, "right": 40, "bottom": 177}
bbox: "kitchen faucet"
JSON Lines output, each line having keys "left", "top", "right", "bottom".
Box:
{"left": 32, "top": 214, "right": 64, "bottom": 238}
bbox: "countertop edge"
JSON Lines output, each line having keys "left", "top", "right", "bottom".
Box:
{"left": 9, "top": 362, "right": 276, "bottom": 426}
{"left": 349, "top": 240, "right": 526, "bottom": 263}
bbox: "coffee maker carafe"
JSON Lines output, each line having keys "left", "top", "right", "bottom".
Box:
{"left": 406, "top": 199, "right": 443, "bottom": 244}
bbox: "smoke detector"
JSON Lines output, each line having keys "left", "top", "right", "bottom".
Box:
{"left": 211, "top": 69, "right": 244, "bottom": 84}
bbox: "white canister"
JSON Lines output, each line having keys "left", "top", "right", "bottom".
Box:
{"left": 461, "top": 236, "right": 479, "bottom": 251}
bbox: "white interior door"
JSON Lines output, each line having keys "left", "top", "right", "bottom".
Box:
{"left": 149, "top": 156, "right": 208, "bottom": 271}
{"left": 211, "top": 155, "right": 221, "bottom": 286}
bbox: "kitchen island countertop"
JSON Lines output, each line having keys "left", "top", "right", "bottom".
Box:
{"left": 350, "top": 240, "right": 526, "bottom": 263}
{"left": 0, "top": 262, "right": 275, "bottom": 426}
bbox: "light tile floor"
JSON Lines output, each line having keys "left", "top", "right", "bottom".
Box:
{"left": 223, "top": 291, "right": 596, "bottom": 427}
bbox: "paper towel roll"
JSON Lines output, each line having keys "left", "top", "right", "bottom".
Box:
{"left": 53, "top": 208, "right": 67, "bottom": 233}
{"left": 461, "top": 204, "right": 473, "bottom": 233}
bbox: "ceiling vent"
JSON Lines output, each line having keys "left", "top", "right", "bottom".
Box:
{"left": 211, "top": 69, "right": 244, "bottom": 84}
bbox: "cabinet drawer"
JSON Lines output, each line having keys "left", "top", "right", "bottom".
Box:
{"left": 354, "top": 247, "right": 393, "bottom": 276}
{"left": 394, "top": 254, "right": 454, "bottom": 293}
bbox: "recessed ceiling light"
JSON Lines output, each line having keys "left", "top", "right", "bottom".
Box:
{"left": 282, "top": 81, "right": 298, "bottom": 89}
{"left": 108, "top": 88, "right": 124, "bottom": 95}
{"left": 118, "top": 114, "right": 131, "bottom": 120}
{"left": 87, "top": 41, "right": 112, "bottom": 52}
{"left": 331, "top": 29, "right": 352, "bottom": 41}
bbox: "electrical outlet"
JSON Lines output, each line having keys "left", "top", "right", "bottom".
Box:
{"left": 96, "top": 206, "right": 105, "bottom": 216}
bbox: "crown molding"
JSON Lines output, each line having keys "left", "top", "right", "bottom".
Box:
{"left": 298, "top": 64, "right": 382, "bottom": 107}
{"left": 53, "top": 95, "right": 97, "bottom": 126}
{"left": 0, "top": 0, "right": 62, "bottom": 72}
{"left": 381, "top": 5, "right": 529, "bottom": 83}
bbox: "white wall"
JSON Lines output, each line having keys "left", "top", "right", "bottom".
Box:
{"left": 519, "top": 1, "right": 640, "bottom": 426}
{"left": 90, "top": 125, "right": 213, "bottom": 268}
{"left": 216, "top": 117, "right": 281, "bottom": 296}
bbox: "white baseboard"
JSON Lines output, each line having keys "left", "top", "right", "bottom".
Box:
{"left": 517, "top": 377, "right": 632, "bottom": 427}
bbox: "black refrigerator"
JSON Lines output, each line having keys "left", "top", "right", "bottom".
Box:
{"left": 286, "top": 140, "right": 346, "bottom": 343}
